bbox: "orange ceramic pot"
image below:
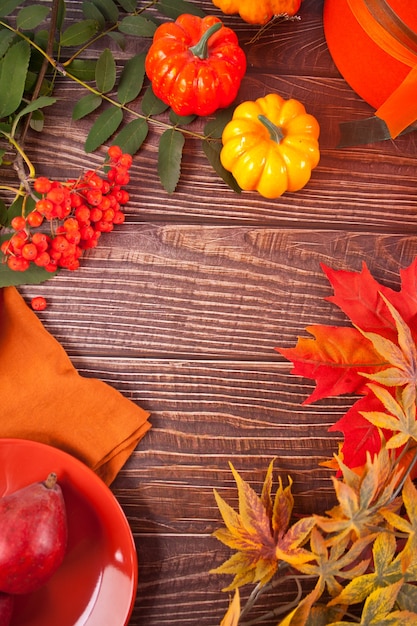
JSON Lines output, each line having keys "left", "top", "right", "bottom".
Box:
{"left": 323, "top": 0, "right": 417, "bottom": 136}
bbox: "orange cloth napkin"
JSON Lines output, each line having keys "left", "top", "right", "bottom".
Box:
{"left": 0, "top": 286, "right": 151, "bottom": 485}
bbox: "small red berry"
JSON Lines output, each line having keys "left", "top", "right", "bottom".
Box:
{"left": 33, "top": 177, "right": 52, "bottom": 194}
{"left": 108, "top": 145, "right": 122, "bottom": 160}
{"left": 119, "top": 153, "right": 133, "bottom": 169}
{"left": 21, "top": 243, "right": 38, "bottom": 260}
{"left": 34, "top": 251, "right": 51, "bottom": 267}
{"left": 11, "top": 216, "right": 26, "bottom": 231}
{"left": 7, "top": 256, "right": 29, "bottom": 271}
{"left": 31, "top": 296, "right": 47, "bottom": 311}
{"left": 26, "top": 211, "right": 44, "bottom": 227}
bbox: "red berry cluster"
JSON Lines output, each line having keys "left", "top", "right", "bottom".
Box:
{"left": 1, "top": 146, "right": 132, "bottom": 273}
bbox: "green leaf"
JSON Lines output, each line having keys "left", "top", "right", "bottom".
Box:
{"left": 84, "top": 105, "right": 123, "bottom": 152}
{"left": 91, "top": 0, "right": 119, "bottom": 23}
{"left": 141, "top": 85, "right": 169, "bottom": 116}
{"left": 117, "top": 0, "right": 136, "bottom": 11}
{"left": 56, "top": 0, "right": 66, "bottom": 30}
{"left": 0, "top": 0, "right": 22, "bottom": 18}
{"left": 117, "top": 52, "right": 145, "bottom": 105}
{"left": 0, "top": 29, "right": 15, "bottom": 59}
{"left": 156, "top": 0, "right": 206, "bottom": 19}
{"left": 118, "top": 15, "right": 157, "bottom": 37}
{"left": 95, "top": 48, "right": 116, "bottom": 93}
{"left": 60, "top": 19, "right": 99, "bottom": 47}
{"left": 169, "top": 110, "right": 196, "bottom": 125}
{"left": 107, "top": 31, "right": 126, "bottom": 49}
{"left": 202, "top": 139, "right": 241, "bottom": 193}
{"left": 12, "top": 96, "right": 57, "bottom": 128}
{"left": 112, "top": 117, "right": 148, "bottom": 154}
{"left": 0, "top": 40, "right": 30, "bottom": 119}
{"left": 82, "top": 1, "right": 106, "bottom": 28}
{"left": 0, "top": 247, "right": 57, "bottom": 288}
{"left": 72, "top": 93, "right": 102, "bottom": 120}
{"left": 29, "top": 109, "right": 45, "bottom": 132}
{"left": 158, "top": 128, "right": 185, "bottom": 194}
{"left": 204, "top": 107, "right": 235, "bottom": 139}
{"left": 16, "top": 5, "right": 50, "bottom": 30}
{"left": 66, "top": 59, "right": 97, "bottom": 81}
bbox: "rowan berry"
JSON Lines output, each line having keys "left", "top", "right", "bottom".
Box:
{"left": 119, "top": 153, "right": 133, "bottom": 168}
{"left": 46, "top": 186, "right": 66, "bottom": 205}
{"left": 108, "top": 145, "right": 122, "bottom": 161}
{"left": 63, "top": 217, "right": 79, "bottom": 232}
{"left": 75, "top": 205, "right": 91, "bottom": 224}
{"left": 86, "top": 189, "right": 102, "bottom": 206}
{"left": 52, "top": 235, "right": 70, "bottom": 253}
{"left": 21, "top": 243, "right": 38, "bottom": 260}
{"left": 26, "top": 210, "right": 44, "bottom": 227}
{"left": 112, "top": 211, "right": 125, "bottom": 224}
{"left": 11, "top": 216, "right": 26, "bottom": 231}
{"left": 31, "top": 296, "right": 47, "bottom": 311}
{"left": 102, "top": 208, "right": 115, "bottom": 222}
{"left": 45, "top": 260, "right": 58, "bottom": 273}
{"left": 33, "top": 177, "right": 52, "bottom": 194}
{"left": 9, "top": 232, "right": 28, "bottom": 250}
{"left": 34, "top": 251, "right": 51, "bottom": 267}
{"left": 7, "top": 256, "right": 29, "bottom": 271}
{"left": 89, "top": 207, "right": 103, "bottom": 222}
{"left": 32, "top": 232, "right": 50, "bottom": 251}
{"left": 36, "top": 198, "right": 54, "bottom": 219}
{"left": 1, "top": 240, "right": 11, "bottom": 255}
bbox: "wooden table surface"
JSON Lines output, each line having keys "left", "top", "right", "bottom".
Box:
{"left": 12, "top": 0, "right": 417, "bottom": 623}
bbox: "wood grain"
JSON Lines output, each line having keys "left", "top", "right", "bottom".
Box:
{"left": 4, "top": 0, "right": 417, "bottom": 623}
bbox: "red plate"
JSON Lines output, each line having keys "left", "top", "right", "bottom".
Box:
{"left": 0, "top": 439, "right": 137, "bottom": 626}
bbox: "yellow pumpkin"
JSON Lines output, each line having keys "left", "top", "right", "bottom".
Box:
{"left": 212, "top": 0, "right": 302, "bottom": 25}
{"left": 220, "top": 93, "right": 320, "bottom": 199}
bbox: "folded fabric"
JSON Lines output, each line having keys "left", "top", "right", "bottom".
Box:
{"left": 0, "top": 286, "right": 151, "bottom": 485}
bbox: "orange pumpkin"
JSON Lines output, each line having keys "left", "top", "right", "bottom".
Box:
{"left": 211, "top": 0, "right": 302, "bottom": 26}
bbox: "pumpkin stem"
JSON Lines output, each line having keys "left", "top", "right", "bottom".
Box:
{"left": 189, "top": 22, "right": 223, "bottom": 59}
{"left": 258, "top": 114, "right": 285, "bottom": 143}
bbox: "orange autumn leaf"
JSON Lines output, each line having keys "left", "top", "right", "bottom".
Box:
{"left": 211, "top": 462, "right": 315, "bottom": 590}
{"left": 277, "top": 325, "right": 386, "bottom": 404}
{"left": 277, "top": 259, "right": 417, "bottom": 473}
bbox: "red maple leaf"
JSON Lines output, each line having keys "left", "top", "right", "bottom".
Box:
{"left": 276, "top": 259, "right": 417, "bottom": 472}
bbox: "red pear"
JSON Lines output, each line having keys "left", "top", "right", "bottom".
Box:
{"left": 0, "top": 472, "right": 67, "bottom": 595}
{"left": 0, "top": 592, "right": 13, "bottom": 626}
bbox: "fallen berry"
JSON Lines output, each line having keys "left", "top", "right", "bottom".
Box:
{"left": 31, "top": 296, "right": 47, "bottom": 311}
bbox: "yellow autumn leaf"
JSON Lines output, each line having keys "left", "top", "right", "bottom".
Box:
{"left": 276, "top": 588, "right": 320, "bottom": 626}
{"left": 220, "top": 589, "right": 240, "bottom": 626}
{"left": 211, "top": 462, "right": 315, "bottom": 590}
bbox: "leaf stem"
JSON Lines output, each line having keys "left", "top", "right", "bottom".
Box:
{"left": 1, "top": 133, "right": 35, "bottom": 180}
{"left": 240, "top": 577, "right": 303, "bottom": 626}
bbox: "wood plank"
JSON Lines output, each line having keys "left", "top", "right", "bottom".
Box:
{"left": 19, "top": 228, "right": 417, "bottom": 358}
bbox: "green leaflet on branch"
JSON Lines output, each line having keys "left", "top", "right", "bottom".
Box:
{"left": 72, "top": 94, "right": 102, "bottom": 121}
{"left": 95, "top": 48, "right": 116, "bottom": 94}
{"left": 0, "top": 40, "right": 30, "bottom": 118}
{"left": 202, "top": 140, "right": 241, "bottom": 194}
{"left": 118, "top": 15, "right": 157, "bottom": 37}
{"left": 111, "top": 118, "right": 149, "bottom": 155}
{"left": 156, "top": 0, "right": 206, "bottom": 19}
{"left": 158, "top": 128, "right": 185, "bottom": 194}
{"left": 90, "top": 0, "right": 119, "bottom": 24}
{"left": 84, "top": 106, "right": 123, "bottom": 153}
{"left": 16, "top": 5, "right": 50, "bottom": 30}
{"left": 59, "top": 19, "right": 99, "bottom": 47}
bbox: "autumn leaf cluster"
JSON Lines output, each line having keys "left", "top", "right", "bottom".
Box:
{"left": 214, "top": 260, "right": 417, "bottom": 625}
